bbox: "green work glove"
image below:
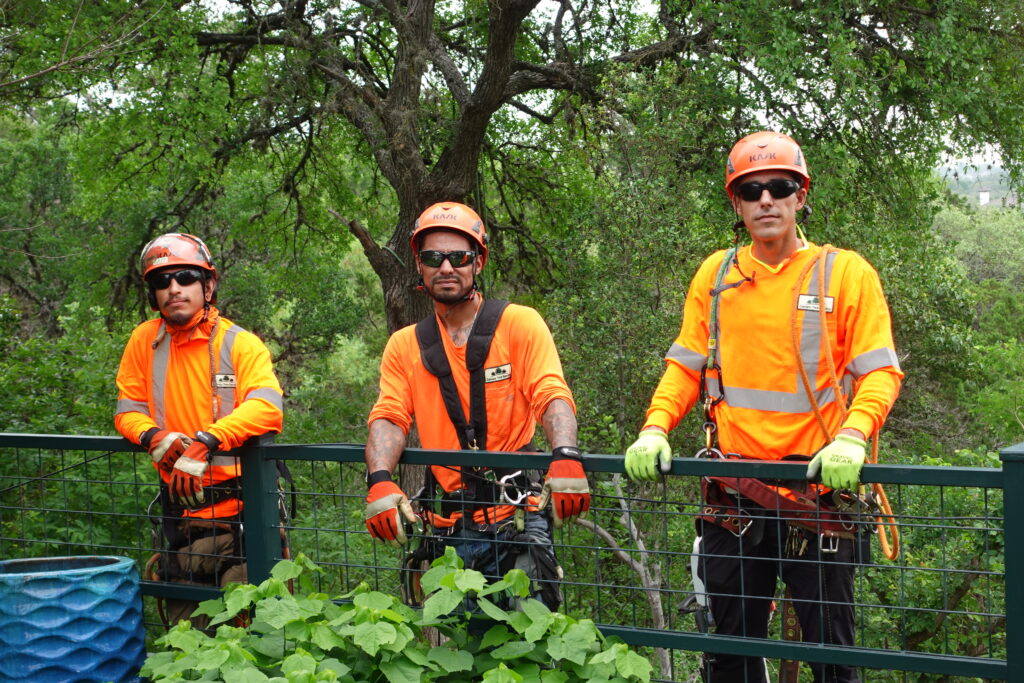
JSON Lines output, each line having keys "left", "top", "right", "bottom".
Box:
{"left": 624, "top": 429, "right": 672, "bottom": 481}
{"left": 806, "top": 433, "right": 867, "bottom": 490}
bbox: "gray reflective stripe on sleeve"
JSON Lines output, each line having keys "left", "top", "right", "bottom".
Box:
{"left": 246, "top": 387, "right": 283, "bottom": 410}
{"left": 152, "top": 322, "right": 170, "bottom": 429}
{"left": 665, "top": 343, "right": 706, "bottom": 371}
{"left": 210, "top": 454, "right": 240, "bottom": 467}
{"left": 216, "top": 324, "right": 242, "bottom": 419}
{"left": 115, "top": 398, "right": 150, "bottom": 416}
{"left": 847, "top": 347, "right": 901, "bottom": 378}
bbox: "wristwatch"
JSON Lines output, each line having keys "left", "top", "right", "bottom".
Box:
{"left": 552, "top": 446, "right": 583, "bottom": 462}
{"left": 195, "top": 430, "right": 222, "bottom": 452}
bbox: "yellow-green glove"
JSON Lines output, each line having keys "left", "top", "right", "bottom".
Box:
{"left": 624, "top": 430, "right": 672, "bottom": 481}
{"left": 806, "top": 434, "right": 867, "bottom": 490}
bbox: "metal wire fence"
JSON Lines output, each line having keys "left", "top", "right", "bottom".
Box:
{"left": 0, "top": 433, "right": 1018, "bottom": 681}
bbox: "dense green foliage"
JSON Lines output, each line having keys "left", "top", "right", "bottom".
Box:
{"left": 142, "top": 551, "right": 653, "bottom": 683}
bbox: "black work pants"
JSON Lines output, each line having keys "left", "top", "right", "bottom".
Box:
{"left": 698, "top": 516, "right": 860, "bottom": 683}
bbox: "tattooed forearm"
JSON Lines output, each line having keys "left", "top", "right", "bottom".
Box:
{"left": 541, "top": 398, "right": 578, "bottom": 449}
{"left": 365, "top": 419, "right": 407, "bottom": 473}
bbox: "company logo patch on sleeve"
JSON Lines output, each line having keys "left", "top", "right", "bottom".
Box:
{"left": 215, "top": 374, "right": 236, "bottom": 388}
{"left": 484, "top": 364, "right": 512, "bottom": 383}
{"left": 797, "top": 294, "right": 834, "bottom": 313}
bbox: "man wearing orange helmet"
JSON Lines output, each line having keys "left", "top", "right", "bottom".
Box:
{"left": 363, "top": 201, "right": 589, "bottom": 612}
{"left": 625, "top": 132, "right": 902, "bottom": 681}
{"left": 114, "top": 232, "right": 284, "bottom": 628}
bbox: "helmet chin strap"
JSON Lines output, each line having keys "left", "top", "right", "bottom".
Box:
{"left": 435, "top": 284, "right": 480, "bottom": 319}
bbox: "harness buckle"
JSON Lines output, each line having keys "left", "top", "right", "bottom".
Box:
{"left": 730, "top": 510, "right": 754, "bottom": 537}
{"left": 819, "top": 534, "right": 840, "bottom": 554}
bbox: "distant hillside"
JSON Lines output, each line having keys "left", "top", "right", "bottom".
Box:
{"left": 940, "top": 162, "right": 1017, "bottom": 207}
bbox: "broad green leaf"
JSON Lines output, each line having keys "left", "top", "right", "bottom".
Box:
{"left": 271, "top": 558, "right": 303, "bottom": 582}
{"left": 166, "top": 626, "right": 206, "bottom": 652}
{"left": 196, "top": 645, "right": 231, "bottom": 670}
{"left": 311, "top": 623, "right": 348, "bottom": 651}
{"left": 249, "top": 632, "right": 288, "bottom": 658}
{"left": 476, "top": 596, "right": 511, "bottom": 622}
{"left": 481, "top": 624, "right": 514, "bottom": 648}
{"left": 431, "top": 545, "right": 464, "bottom": 570}
{"left": 521, "top": 600, "right": 553, "bottom": 642}
{"left": 259, "top": 596, "right": 304, "bottom": 629}
{"left": 540, "top": 670, "right": 570, "bottom": 683}
{"left": 224, "top": 585, "right": 261, "bottom": 617}
{"left": 588, "top": 646, "right": 619, "bottom": 665}
{"left": 453, "top": 569, "right": 486, "bottom": 593}
{"left": 352, "top": 620, "right": 397, "bottom": 656}
{"left": 616, "top": 648, "right": 653, "bottom": 681}
{"left": 482, "top": 663, "right": 524, "bottom": 682}
{"left": 379, "top": 655, "right": 424, "bottom": 683}
{"left": 508, "top": 611, "right": 532, "bottom": 634}
{"left": 258, "top": 578, "right": 292, "bottom": 599}
{"left": 317, "top": 658, "right": 352, "bottom": 677}
{"left": 419, "top": 565, "right": 450, "bottom": 595}
{"left": 354, "top": 590, "right": 395, "bottom": 611}
{"left": 428, "top": 646, "right": 474, "bottom": 673}
{"left": 502, "top": 569, "right": 532, "bottom": 598}
{"left": 422, "top": 587, "right": 464, "bottom": 622}
{"left": 512, "top": 662, "right": 541, "bottom": 680}
{"left": 402, "top": 645, "right": 431, "bottom": 666}
{"left": 547, "top": 632, "right": 588, "bottom": 665}
{"left": 192, "top": 597, "right": 225, "bottom": 619}
{"left": 223, "top": 666, "right": 272, "bottom": 683}
{"left": 490, "top": 640, "right": 537, "bottom": 660}
{"left": 281, "top": 650, "right": 318, "bottom": 676}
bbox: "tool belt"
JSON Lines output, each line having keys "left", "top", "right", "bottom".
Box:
{"left": 701, "top": 457, "right": 860, "bottom": 539}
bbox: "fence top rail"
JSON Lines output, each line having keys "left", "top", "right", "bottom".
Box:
{"left": 3, "top": 433, "right": 1016, "bottom": 489}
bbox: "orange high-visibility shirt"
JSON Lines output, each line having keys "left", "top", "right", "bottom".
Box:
{"left": 644, "top": 243, "right": 902, "bottom": 459}
{"left": 369, "top": 302, "right": 575, "bottom": 493}
{"left": 114, "top": 308, "right": 283, "bottom": 517}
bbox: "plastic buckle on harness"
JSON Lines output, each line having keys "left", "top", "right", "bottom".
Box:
{"left": 499, "top": 470, "right": 528, "bottom": 505}
{"left": 819, "top": 534, "right": 840, "bottom": 554}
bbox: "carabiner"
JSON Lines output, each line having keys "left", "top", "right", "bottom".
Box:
{"left": 499, "top": 470, "right": 528, "bottom": 505}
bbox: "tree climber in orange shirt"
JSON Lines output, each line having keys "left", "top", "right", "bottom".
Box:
{"left": 364, "top": 202, "right": 590, "bottom": 612}
{"left": 625, "top": 132, "right": 902, "bottom": 682}
{"left": 115, "top": 233, "right": 284, "bottom": 629}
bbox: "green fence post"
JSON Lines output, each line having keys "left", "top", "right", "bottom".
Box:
{"left": 241, "top": 437, "right": 282, "bottom": 585}
{"left": 1001, "top": 441, "right": 1024, "bottom": 683}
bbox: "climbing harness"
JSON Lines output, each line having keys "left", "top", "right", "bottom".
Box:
{"left": 404, "top": 300, "right": 555, "bottom": 606}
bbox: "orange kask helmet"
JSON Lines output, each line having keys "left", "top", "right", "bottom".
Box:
{"left": 140, "top": 233, "right": 218, "bottom": 307}
{"left": 410, "top": 202, "right": 488, "bottom": 266}
{"left": 725, "top": 131, "right": 810, "bottom": 199}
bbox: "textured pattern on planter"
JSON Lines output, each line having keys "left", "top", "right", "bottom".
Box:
{"left": 0, "top": 556, "right": 145, "bottom": 683}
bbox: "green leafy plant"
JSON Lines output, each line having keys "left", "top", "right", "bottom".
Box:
{"left": 141, "top": 549, "right": 653, "bottom": 683}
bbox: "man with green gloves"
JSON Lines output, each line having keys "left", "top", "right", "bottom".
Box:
{"left": 625, "top": 131, "right": 902, "bottom": 682}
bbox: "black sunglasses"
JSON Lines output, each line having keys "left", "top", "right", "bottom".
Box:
{"left": 418, "top": 250, "right": 477, "bottom": 268}
{"left": 148, "top": 268, "right": 204, "bottom": 290}
{"left": 736, "top": 178, "right": 802, "bottom": 202}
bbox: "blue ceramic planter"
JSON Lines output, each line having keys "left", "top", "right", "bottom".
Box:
{"left": 0, "top": 555, "right": 145, "bottom": 683}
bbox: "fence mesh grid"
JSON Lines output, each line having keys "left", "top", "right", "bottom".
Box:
{"left": 0, "top": 437, "right": 1007, "bottom": 681}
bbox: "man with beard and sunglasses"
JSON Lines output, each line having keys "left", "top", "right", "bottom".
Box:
{"left": 363, "top": 202, "right": 589, "bottom": 615}
{"left": 114, "top": 232, "right": 284, "bottom": 629}
{"left": 624, "top": 132, "right": 902, "bottom": 682}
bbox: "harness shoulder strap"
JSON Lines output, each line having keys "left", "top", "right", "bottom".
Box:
{"left": 415, "top": 299, "right": 510, "bottom": 452}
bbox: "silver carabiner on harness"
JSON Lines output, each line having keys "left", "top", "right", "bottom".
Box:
{"left": 498, "top": 470, "right": 528, "bottom": 505}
